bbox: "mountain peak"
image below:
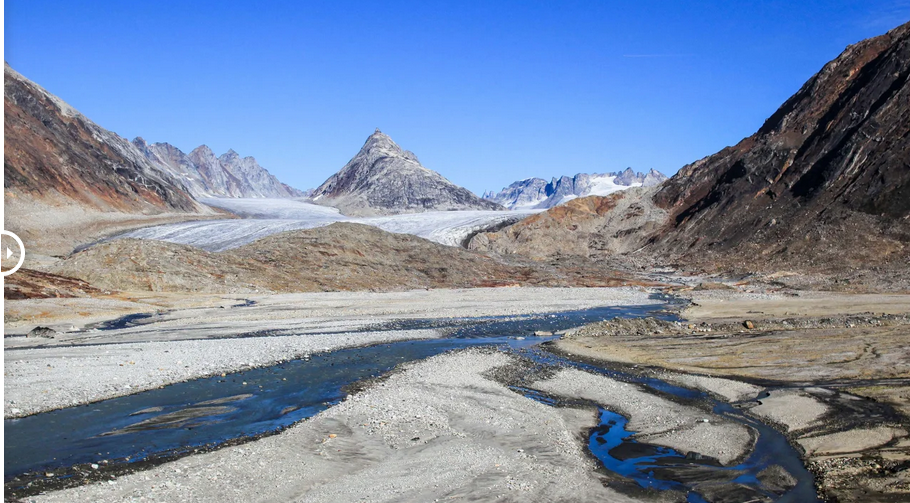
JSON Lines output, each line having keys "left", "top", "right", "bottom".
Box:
{"left": 360, "top": 129, "right": 402, "bottom": 154}
{"left": 310, "top": 130, "right": 502, "bottom": 216}
{"left": 368, "top": 128, "right": 390, "bottom": 142}
{"left": 191, "top": 145, "right": 215, "bottom": 157}
{"left": 488, "top": 169, "right": 669, "bottom": 209}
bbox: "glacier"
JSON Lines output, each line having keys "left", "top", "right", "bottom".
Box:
{"left": 119, "top": 198, "right": 538, "bottom": 251}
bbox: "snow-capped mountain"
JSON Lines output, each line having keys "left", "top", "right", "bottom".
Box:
{"left": 133, "top": 139, "right": 306, "bottom": 198}
{"left": 481, "top": 178, "right": 550, "bottom": 210}
{"left": 310, "top": 129, "right": 503, "bottom": 216}
{"left": 486, "top": 168, "right": 668, "bottom": 209}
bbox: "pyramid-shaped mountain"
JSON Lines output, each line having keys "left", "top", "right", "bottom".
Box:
{"left": 311, "top": 130, "right": 503, "bottom": 216}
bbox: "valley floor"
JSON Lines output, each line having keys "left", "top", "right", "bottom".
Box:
{"left": 5, "top": 287, "right": 654, "bottom": 417}
{"left": 5, "top": 287, "right": 910, "bottom": 502}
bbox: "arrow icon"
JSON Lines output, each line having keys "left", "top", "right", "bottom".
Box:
{"left": 0, "top": 231, "right": 24, "bottom": 276}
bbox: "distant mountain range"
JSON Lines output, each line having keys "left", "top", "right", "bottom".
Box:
{"left": 484, "top": 168, "right": 667, "bottom": 210}
{"left": 132, "top": 139, "right": 306, "bottom": 199}
{"left": 7, "top": 59, "right": 671, "bottom": 230}
{"left": 3, "top": 62, "right": 312, "bottom": 254}
{"left": 309, "top": 129, "right": 502, "bottom": 216}
{"left": 6, "top": 18, "right": 910, "bottom": 291}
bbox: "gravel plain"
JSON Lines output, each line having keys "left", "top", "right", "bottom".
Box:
{"left": 552, "top": 287, "right": 910, "bottom": 503}
{"left": 5, "top": 287, "right": 659, "bottom": 417}
{"left": 9, "top": 286, "right": 853, "bottom": 502}
{"left": 5, "top": 287, "right": 658, "bottom": 339}
{"left": 5, "top": 328, "right": 440, "bottom": 417}
{"left": 27, "top": 350, "right": 650, "bottom": 503}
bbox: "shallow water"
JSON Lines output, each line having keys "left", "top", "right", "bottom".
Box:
{"left": 5, "top": 305, "right": 665, "bottom": 479}
{"left": 586, "top": 406, "right": 819, "bottom": 503}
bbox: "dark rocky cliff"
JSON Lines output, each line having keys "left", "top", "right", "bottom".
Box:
{"left": 472, "top": 20, "right": 910, "bottom": 286}
{"left": 650, "top": 20, "right": 910, "bottom": 273}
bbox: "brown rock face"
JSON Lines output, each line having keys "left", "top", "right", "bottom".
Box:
{"left": 650, "top": 20, "right": 910, "bottom": 272}
{"left": 3, "top": 65, "right": 200, "bottom": 214}
{"left": 3, "top": 268, "right": 103, "bottom": 300}
{"left": 469, "top": 190, "right": 667, "bottom": 260}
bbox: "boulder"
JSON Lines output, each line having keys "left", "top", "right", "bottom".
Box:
{"left": 26, "top": 326, "right": 59, "bottom": 339}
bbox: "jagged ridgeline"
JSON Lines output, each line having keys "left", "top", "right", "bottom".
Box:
{"left": 485, "top": 169, "right": 668, "bottom": 210}
{"left": 132, "top": 140, "right": 306, "bottom": 199}
{"left": 3, "top": 62, "right": 310, "bottom": 254}
{"left": 3, "top": 64, "right": 202, "bottom": 214}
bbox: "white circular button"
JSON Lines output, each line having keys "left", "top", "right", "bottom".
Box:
{"left": 1, "top": 230, "right": 26, "bottom": 276}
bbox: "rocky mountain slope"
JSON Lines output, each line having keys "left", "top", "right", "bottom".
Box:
{"left": 4, "top": 64, "right": 218, "bottom": 255}
{"left": 483, "top": 178, "right": 550, "bottom": 210}
{"left": 648, "top": 20, "right": 910, "bottom": 275}
{"left": 485, "top": 168, "right": 667, "bottom": 209}
{"left": 470, "top": 188, "right": 668, "bottom": 260}
{"left": 4, "top": 63, "right": 309, "bottom": 255}
{"left": 310, "top": 130, "right": 502, "bottom": 216}
{"left": 472, "top": 21, "right": 910, "bottom": 288}
{"left": 4, "top": 64, "right": 202, "bottom": 214}
{"left": 133, "top": 139, "right": 306, "bottom": 198}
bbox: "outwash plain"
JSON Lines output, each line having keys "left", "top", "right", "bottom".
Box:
{"left": 7, "top": 280, "right": 910, "bottom": 502}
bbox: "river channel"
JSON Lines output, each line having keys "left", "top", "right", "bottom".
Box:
{"left": 5, "top": 303, "right": 820, "bottom": 502}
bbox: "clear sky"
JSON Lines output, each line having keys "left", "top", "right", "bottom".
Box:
{"left": 5, "top": 1, "right": 910, "bottom": 195}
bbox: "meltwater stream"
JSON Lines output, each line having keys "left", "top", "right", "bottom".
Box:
{"left": 512, "top": 348, "right": 821, "bottom": 503}
{"left": 5, "top": 303, "right": 820, "bottom": 502}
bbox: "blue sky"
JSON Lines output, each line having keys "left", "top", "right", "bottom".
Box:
{"left": 6, "top": 1, "right": 910, "bottom": 194}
